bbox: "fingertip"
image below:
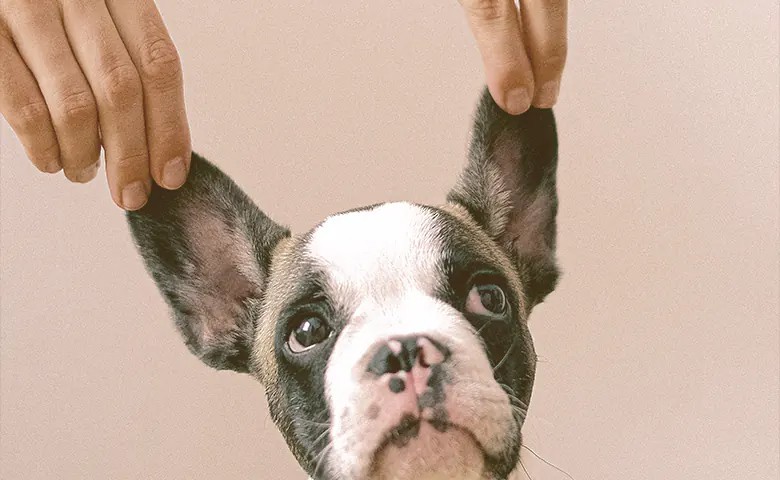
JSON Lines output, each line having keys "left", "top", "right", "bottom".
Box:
{"left": 36, "top": 158, "right": 62, "bottom": 174}
{"left": 489, "top": 80, "right": 532, "bottom": 115}
{"left": 532, "top": 80, "right": 561, "bottom": 109}
{"left": 23, "top": 142, "right": 62, "bottom": 174}
{"left": 503, "top": 87, "right": 532, "bottom": 115}
{"left": 63, "top": 162, "right": 100, "bottom": 183}
{"left": 119, "top": 179, "right": 150, "bottom": 211}
{"left": 159, "top": 154, "right": 190, "bottom": 190}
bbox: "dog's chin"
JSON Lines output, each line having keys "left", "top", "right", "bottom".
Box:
{"left": 370, "top": 422, "right": 485, "bottom": 480}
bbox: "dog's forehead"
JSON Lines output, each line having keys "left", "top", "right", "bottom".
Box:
{"left": 305, "top": 202, "right": 444, "bottom": 297}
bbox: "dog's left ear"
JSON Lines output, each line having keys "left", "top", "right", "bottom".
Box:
{"left": 126, "top": 154, "right": 290, "bottom": 373}
{"left": 448, "top": 88, "right": 560, "bottom": 309}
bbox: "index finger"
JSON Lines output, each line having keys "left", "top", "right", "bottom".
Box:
{"left": 460, "top": 0, "right": 535, "bottom": 115}
{"left": 107, "top": 0, "right": 191, "bottom": 190}
{"left": 521, "top": 0, "right": 568, "bottom": 108}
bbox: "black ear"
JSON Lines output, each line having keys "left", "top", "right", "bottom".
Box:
{"left": 127, "top": 153, "right": 290, "bottom": 373}
{"left": 448, "top": 88, "right": 560, "bottom": 309}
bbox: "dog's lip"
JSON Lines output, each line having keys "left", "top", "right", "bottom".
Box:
{"left": 370, "top": 415, "right": 490, "bottom": 461}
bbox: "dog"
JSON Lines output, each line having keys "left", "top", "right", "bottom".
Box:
{"left": 126, "top": 87, "right": 560, "bottom": 480}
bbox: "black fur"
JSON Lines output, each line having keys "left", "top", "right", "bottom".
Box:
{"left": 126, "top": 153, "right": 290, "bottom": 373}
{"left": 431, "top": 207, "right": 535, "bottom": 477}
{"left": 268, "top": 261, "right": 338, "bottom": 477}
{"left": 447, "top": 88, "right": 560, "bottom": 308}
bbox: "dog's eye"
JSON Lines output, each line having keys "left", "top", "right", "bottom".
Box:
{"left": 466, "top": 283, "right": 507, "bottom": 316}
{"left": 288, "top": 317, "right": 332, "bottom": 353}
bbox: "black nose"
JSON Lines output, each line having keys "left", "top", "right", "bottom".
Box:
{"left": 366, "top": 335, "right": 450, "bottom": 376}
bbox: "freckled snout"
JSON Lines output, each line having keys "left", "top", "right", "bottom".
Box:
{"left": 366, "top": 335, "right": 450, "bottom": 397}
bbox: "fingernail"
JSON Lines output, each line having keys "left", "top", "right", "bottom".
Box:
{"left": 42, "top": 161, "right": 62, "bottom": 174}
{"left": 121, "top": 181, "right": 149, "bottom": 211}
{"left": 162, "top": 157, "right": 188, "bottom": 189}
{"left": 66, "top": 163, "right": 99, "bottom": 183}
{"left": 505, "top": 88, "right": 532, "bottom": 115}
{"left": 534, "top": 81, "right": 560, "bottom": 108}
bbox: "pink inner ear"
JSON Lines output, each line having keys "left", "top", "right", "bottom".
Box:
{"left": 493, "top": 132, "right": 556, "bottom": 258}
{"left": 182, "top": 209, "right": 263, "bottom": 342}
{"left": 506, "top": 191, "right": 556, "bottom": 257}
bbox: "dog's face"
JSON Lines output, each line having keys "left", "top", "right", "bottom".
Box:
{"left": 127, "top": 89, "right": 559, "bottom": 480}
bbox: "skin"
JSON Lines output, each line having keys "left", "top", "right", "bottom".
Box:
{"left": 0, "top": 0, "right": 566, "bottom": 210}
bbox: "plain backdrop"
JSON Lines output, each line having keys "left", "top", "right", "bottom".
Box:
{"left": 1, "top": 2, "right": 778, "bottom": 479}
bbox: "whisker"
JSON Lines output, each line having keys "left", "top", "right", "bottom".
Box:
{"left": 294, "top": 417, "right": 331, "bottom": 428}
{"left": 498, "top": 382, "right": 523, "bottom": 403}
{"left": 310, "top": 409, "right": 330, "bottom": 421}
{"left": 476, "top": 317, "right": 501, "bottom": 336}
{"left": 453, "top": 380, "right": 529, "bottom": 414}
{"left": 519, "top": 457, "right": 534, "bottom": 480}
{"left": 492, "top": 338, "right": 518, "bottom": 373}
{"left": 262, "top": 411, "right": 271, "bottom": 429}
{"left": 510, "top": 406, "right": 528, "bottom": 420}
{"left": 446, "top": 378, "right": 531, "bottom": 426}
{"left": 312, "top": 442, "right": 334, "bottom": 479}
{"left": 310, "top": 428, "right": 331, "bottom": 448}
{"left": 522, "top": 444, "right": 575, "bottom": 480}
{"left": 291, "top": 408, "right": 331, "bottom": 429}
{"left": 497, "top": 382, "right": 529, "bottom": 410}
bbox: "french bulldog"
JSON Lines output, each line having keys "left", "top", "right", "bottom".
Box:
{"left": 126, "top": 87, "right": 560, "bottom": 480}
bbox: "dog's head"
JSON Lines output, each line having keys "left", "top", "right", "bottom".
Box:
{"left": 127, "top": 88, "right": 559, "bottom": 480}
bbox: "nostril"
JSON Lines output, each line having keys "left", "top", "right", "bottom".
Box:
{"left": 418, "top": 336, "right": 449, "bottom": 367}
{"left": 367, "top": 345, "right": 394, "bottom": 376}
{"left": 367, "top": 335, "right": 450, "bottom": 376}
{"left": 387, "top": 355, "right": 402, "bottom": 374}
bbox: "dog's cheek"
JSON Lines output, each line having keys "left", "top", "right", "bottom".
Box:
{"left": 324, "top": 334, "right": 383, "bottom": 478}
{"left": 446, "top": 341, "right": 519, "bottom": 450}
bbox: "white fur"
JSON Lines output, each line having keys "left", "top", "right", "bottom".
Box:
{"left": 307, "top": 202, "right": 442, "bottom": 307}
{"left": 306, "top": 203, "right": 518, "bottom": 480}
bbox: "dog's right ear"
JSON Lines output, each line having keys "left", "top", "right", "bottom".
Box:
{"left": 126, "top": 153, "right": 290, "bottom": 373}
{"left": 447, "top": 88, "right": 560, "bottom": 310}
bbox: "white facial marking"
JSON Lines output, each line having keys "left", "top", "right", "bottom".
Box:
{"left": 305, "top": 203, "right": 519, "bottom": 479}
{"left": 307, "top": 202, "right": 443, "bottom": 307}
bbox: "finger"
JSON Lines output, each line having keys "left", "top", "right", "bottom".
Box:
{"left": 62, "top": 0, "right": 151, "bottom": 210}
{"left": 4, "top": 0, "right": 101, "bottom": 182}
{"left": 520, "top": 0, "right": 568, "bottom": 108}
{"left": 0, "top": 25, "right": 61, "bottom": 173}
{"left": 107, "top": 0, "right": 191, "bottom": 190}
{"left": 461, "top": 0, "right": 535, "bottom": 114}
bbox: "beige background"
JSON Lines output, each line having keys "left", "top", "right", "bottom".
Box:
{"left": 1, "top": 2, "right": 778, "bottom": 479}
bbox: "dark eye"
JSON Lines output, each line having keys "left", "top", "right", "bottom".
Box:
{"left": 287, "top": 316, "right": 332, "bottom": 353}
{"left": 466, "top": 283, "right": 508, "bottom": 316}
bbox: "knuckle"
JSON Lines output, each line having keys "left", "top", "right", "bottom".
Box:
{"left": 100, "top": 63, "right": 142, "bottom": 111}
{"left": 493, "top": 63, "right": 533, "bottom": 90}
{"left": 538, "top": 48, "right": 568, "bottom": 74}
{"left": 138, "top": 38, "right": 182, "bottom": 89}
{"left": 152, "top": 117, "right": 187, "bottom": 144}
{"left": 114, "top": 152, "right": 147, "bottom": 171}
{"left": 463, "top": 0, "right": 506, "bottom": 22}
{"left": 57, "top": 90, "right": 97, "bottom": 128}
{"left": 13, "top": 100, "right": 51, "bottom": 134}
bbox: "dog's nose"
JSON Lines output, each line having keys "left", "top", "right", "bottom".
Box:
{"left": 366, "top": 335, "right": 450, "bottom": 377}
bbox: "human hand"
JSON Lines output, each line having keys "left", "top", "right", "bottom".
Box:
{"left": 0, "top": 0, "right": 191, "bottom": 211}
{"left": 460, "top": 0, "right": 568, "bottom": 114}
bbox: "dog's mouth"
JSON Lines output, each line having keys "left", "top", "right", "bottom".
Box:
{"left": 379, "top": 413, "right": 485, "bottom": 449}
{"left": 367, "top": 419, "right": 495, "bottom": 479}
{"left": 367, "top": 414, "right": 491, "bottom": 477}
{"left": 360, "top": 405, "right": 524, "bottom": 480}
